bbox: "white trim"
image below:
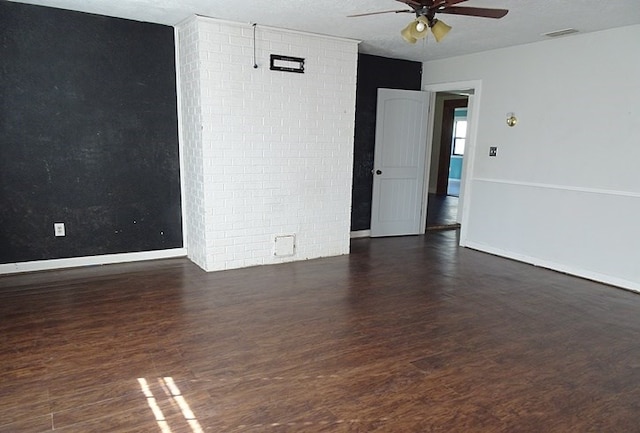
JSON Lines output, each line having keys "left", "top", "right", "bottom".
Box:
{"left": 350, "top": 230, "right": 371, "bottom": 239}
{"left": 0, "top": 248, "right": 187, "bottom": 275}
{"left": 423, "top": 80, "right": 482, "bottom": 94}
{"left": 465, "top": 241, "right": 640, "bottom": 294}
{"left": 419, "top": 90, "right": 436, "bottom": 234}
{"left": 474, "top": 177, "right": 640, "bottom": 198}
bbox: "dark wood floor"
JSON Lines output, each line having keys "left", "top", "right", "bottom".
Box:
{"left": 426, "top": 194, "right": 459, "bottom": 229}
{"left": 2, "top": 232, "right": 640, "bottom": 432}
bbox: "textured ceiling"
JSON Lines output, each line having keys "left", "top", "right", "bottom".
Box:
{"left": 8, "top": 0, "right": 640, "bottom": 62}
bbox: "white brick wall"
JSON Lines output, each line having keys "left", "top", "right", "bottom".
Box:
{"left": 176, "top": 18, "right": 206, "bottom": 269}
{"left": 177, "top": 17, "right": 359, "bottom": 272}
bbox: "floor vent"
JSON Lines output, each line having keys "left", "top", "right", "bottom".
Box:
{"left": 274, "top": 235, "right": 295, "bottom": 257}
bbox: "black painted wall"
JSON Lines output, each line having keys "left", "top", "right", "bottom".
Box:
{"left": 351, "top": 54, "right": 423, "bottom": 231}
{"left": 0, "top": 2, "right": 182, "bottom": 264}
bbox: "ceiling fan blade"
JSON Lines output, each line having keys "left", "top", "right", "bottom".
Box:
{"left": 396, "top": 0, "right": 468, "bottom": 7}
{"left": 438, "top": 6, "right": 508, "bottom": 19}
{"left": 432, "top": 0, "right": 468, "bottom": 7}
{"left": 395, "top": 0, "right": 423, "bottom": 8}
{"left": 347, "top": 9, "right": 413, "bottom": 17}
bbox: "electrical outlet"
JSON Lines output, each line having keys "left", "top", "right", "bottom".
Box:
{"left": 54, "top": 222, "right": 65, "bottom": 237}
{"left": 489, "top": 147, "right": 498, "bottom": 157}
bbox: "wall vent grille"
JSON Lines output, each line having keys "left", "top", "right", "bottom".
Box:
{"left": 542, "top": 28, "right": 579, "bottom": 38}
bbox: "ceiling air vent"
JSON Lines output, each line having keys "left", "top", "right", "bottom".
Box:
{"left": 542, "top": 28, "right": 579, "bottom": 38}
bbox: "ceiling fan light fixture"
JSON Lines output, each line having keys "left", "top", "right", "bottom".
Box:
{"left": 407, "top": 16, "right": 429, "bottom": 41}
{"left": 401, "top": 23, "right": 418, "bottom": 43}
{"left": 430, "top": 19, "right": 451, "bottom": 42}
{"left": 415, "top": 17, "right": 427, "bottom": 33}
{"left": 350, "top": 1, "right": 508, "bottom": 46}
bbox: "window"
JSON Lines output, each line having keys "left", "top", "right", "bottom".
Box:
{"left": 452, "top": 118, "right": 467, "bottom": 156}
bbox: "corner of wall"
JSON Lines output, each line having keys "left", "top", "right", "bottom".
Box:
{"left": 176, "top": 18, "right": 208, "bottom": 271}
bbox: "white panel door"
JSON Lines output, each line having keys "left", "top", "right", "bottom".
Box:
{"left": 370, "top": 88, "right": 430, "bottom": 237}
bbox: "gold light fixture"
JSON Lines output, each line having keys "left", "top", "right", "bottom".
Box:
{"left": 506, "top": 113, "right": 518, "bottom": 127}
{"left": 400, "top": 23, "right": 417, "bottom": 44}
{"left": 430, "top": 19, "right": 452, "bottom": 42}
{"left": 400, "top": 15, "right": 451, "bottom": 44}
{"left": 401, "top": 16, "right": 429, "bottom": 44}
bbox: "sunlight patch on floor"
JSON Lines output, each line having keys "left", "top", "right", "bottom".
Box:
{"left": 138, "top": 377, "right": 204, "bottom": 433}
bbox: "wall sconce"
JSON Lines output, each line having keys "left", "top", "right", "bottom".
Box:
{"left": 506, "top": 112, "right": 518, "bottom": 127}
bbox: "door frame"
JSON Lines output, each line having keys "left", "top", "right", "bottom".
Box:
{"left": 420, "top": 80, "right": 482, "bottom": 247}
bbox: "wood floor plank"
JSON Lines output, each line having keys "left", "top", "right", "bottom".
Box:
{"left": 2, "top": 232, "right": 640, "bottom": 432}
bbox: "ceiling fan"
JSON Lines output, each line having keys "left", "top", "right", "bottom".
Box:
{"left": 348, "top": 0, "right": 508, "bottom": 44}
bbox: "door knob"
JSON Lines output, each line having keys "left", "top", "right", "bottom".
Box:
{"left": 376, "top": 170, "right": 382, "bottom": 175}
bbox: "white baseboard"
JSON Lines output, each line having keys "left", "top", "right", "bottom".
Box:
{"left": 0, "top": 248, "right": 187, "bottom": 275}
{"left": 350, "top": 230, "right": 371, "bottom": 239}
{"left": 463, "top": 241, "right": 640, "bottom": 294}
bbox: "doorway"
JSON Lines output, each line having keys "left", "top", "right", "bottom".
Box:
{"left": 438, "top": 99, "right": 468, "bottom": 197}
{"left": 425, "top": 91, "right": 470, "bottom": 231}
{"left": 423, "top": 80, "right": 482, "bottom": 246}
{"left": 365, "top": 81, "right": 480, "bottom": 244}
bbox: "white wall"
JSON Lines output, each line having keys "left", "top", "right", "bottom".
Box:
{"left": 422, "top": 25, "right": 640, "bottom": 291}
{"left": 177, "top": 20, "right": 207, "bottom": 270}
{"left": 177, "top": 16, "right": 359, "bottom": 272}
